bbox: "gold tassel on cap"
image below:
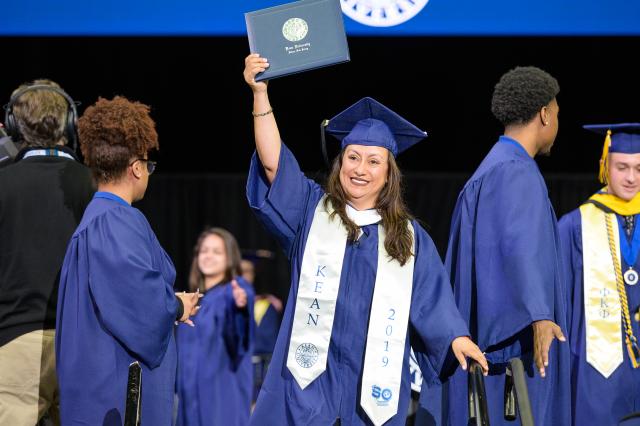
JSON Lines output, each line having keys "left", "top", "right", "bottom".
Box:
{"left": 599, "top": 129, "right": 612, "bottom": 184}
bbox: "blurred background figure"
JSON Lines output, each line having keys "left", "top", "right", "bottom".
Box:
{"left": 240, "top": 250, "right": 283, "bottom": 407}
{"left": 176, "top": 228, "right": 255, "bottom": 426}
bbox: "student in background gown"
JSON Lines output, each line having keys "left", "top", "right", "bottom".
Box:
{"left": 240, "top": 253, "right": 283, "bottom": 405}
{"left": 55, "top": 96, "right": 200, "bottom": 426}
{"left": 432, "top": 66, "right": 571, "bottom": 425}
{"left": 559, "top": 124, "right": 640, "bottom": 426}
{"left": 243, "top": 54, "right": 488, "bottom": 426}
{"left": 176, "top": 227, "right": 255, "bottom": 426}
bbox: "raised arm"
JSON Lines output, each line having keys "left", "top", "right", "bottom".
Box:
{"left": 243, "top": 53, "right": 280, "bottom": 183}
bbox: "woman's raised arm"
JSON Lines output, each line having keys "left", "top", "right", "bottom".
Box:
{"left": 243, "top": 54, "right": 280, "bottom": 183}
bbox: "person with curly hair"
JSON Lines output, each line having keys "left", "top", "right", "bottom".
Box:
{"left": 243, "top": 54, "right": 488, "bottom": 426}
{"left": 55, "top": 96, "right": 200, "bottom": 426}
{"left": 430, "top": 66, "right": 571, "bottom": 425}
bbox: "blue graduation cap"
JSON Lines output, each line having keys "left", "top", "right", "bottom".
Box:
{"left": 583, "top": 123, "right": 640, "bottom": 184}
{"left": 323, "top": 97, "right": 427, "bottom": 158}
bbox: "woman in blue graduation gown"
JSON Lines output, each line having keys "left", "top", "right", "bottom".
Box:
{"left": 558, "top": 123, "right": 640, "bottom": 426}
{"left": 176, "top": 228, "right": 255, "bottom": 426}
{"left": 55, "top": 96, "right": 200, "bottom": 426}
{"left": 243, "top": 54, "right": 487, "bottom": 426}
{"left": 437, "top": 66, "right": 571, "bottom": 426}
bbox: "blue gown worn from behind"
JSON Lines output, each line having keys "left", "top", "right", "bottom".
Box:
{"left": 559, "top": 207, "right": 640, "bottom": 425}
{"left": 247, "top": 144, "right": 469, "bottom": 426}
{"left": 176, "top": 277, "right": 255, "bottom": 426}
{"left": 435, "top": 137, "right": 571, "bottom": 425}
{"left": 254, "top": 300, "right": 281, "bottom": 356}
{"left": 56, "top": 192, "right": 179, "bottom": 426}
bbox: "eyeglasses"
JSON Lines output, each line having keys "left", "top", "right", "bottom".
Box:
{"left": 129, "top": 158, "right": 157, "bottom": 175}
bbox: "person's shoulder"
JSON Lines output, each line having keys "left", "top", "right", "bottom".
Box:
{"left": 64, "top": 158, "right": 91, "bottom": 173}
{"left": 0, "top": 157, "right": 90, "bottom": 183}
{"left": 558, "top": 207, "right": 582, "bottom": 231}
{"left": 78, "top": 199, "right": 148, "bottom": 235}
{"left": 462, "top": 141, "right": 531, "bottom": 184}
{"left": 461, "top": 158, "right": 537, "bottom": 201}
{"left": 0, "top": 159, "right": 30, "bottom": 179}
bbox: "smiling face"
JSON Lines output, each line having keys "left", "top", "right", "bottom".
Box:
{"left": 338, "top": 144, "right": 389, "bottom": 210}
{"left": 608, "top": 152, "right": 640, "bottom": 201}
{"left": 197, "top": 234, "right": 227, "bottom": 279}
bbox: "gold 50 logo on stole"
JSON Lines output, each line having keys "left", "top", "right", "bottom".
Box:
{"left": 341, "top": 0, "right": 430, "bottom": 27}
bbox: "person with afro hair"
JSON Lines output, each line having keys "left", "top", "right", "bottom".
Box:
{"left": 55, "top": 96, "right": 201, "bottom": 426}
{"left": 419, "top": 66, "right": 571, "bottom": 425}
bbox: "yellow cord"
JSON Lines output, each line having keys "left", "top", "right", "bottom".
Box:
{"left": 605, "top": 213, "right": 640, "bottom": 368}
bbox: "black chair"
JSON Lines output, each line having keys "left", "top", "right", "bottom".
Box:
{"left": 619, "top": 412, "right": 640, "bottom": 426}
{"left": 124, "top": 361, "right": 142, "bottom": 426}
{"left": 468, "top": 360, "right": 490, "bottom": 426}
{"left": 504, "top": 358, "right": 534, "bottom": 425}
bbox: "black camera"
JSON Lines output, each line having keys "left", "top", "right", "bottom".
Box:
{"left": 0, "top": 125, "right": 19, "bottom": 169}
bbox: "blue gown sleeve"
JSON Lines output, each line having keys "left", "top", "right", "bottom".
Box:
{"left": 558, "top": 210, "right": 584, "bottom": 356}
{"left": 246, "top": 143, "right": 323, "bottom": 257}
{"left": 87, "top": 207, "right": 178, "bottom": 369}
{"left": 466, "top": 161, "right": 557, "bottom": 359}
{"left": 410, "top": 223, "right": 470, "bottom": 384}
{"left": 223, "top": 277, "right": 256, "bottom": 368}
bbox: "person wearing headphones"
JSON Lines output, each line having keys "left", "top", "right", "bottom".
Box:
{"left": 0, "top": 79, "right": 95, "bottom": 425}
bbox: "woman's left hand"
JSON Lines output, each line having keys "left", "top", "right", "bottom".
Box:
{"left": 451, "top": 336, "right": 489, "bottom": 375}
{"left": 231, "top": 279, "right": 248, "bottom": 308}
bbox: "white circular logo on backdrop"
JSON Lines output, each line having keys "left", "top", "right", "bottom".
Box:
{"left": 341, "top": 0, "right": 430, "bottom": 27}
{"left": 282, "top": 18, "right": 309, "bottom": 42}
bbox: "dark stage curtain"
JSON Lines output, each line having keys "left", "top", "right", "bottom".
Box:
{"left": 136, "top": 172, "right": 600, "bottom": 305}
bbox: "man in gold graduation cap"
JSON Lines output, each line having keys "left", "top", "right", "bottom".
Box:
{"left": 558, "top": 123, "right": 640, "bottom": 426}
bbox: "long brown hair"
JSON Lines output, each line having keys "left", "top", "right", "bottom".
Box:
{"left": 188, "top": 227, "right": 242, "bottom": 292}
{"left": 323, "top": 149, "right": 414, "bottom": 265}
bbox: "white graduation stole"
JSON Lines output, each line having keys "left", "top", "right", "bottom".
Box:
{"left": 580, "top": 203, "right": 623, "bottom": 378}
{"left": 286, "top": 197, "right": 414, "bottom": 426}
{"left": 286, "top": 198, "right": 349, "bottom": 389}
{"left": 360, "top": 224, "right": 414, "bottom": 426}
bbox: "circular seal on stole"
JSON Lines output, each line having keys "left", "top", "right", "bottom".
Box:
{"left": 282, "top": 18, "right": 309, "bottom": 42}
{"left": 625, "top": 268, "right": 639, "bottom": 286}
{"left": 341, "top": 0, "right": 430, "bottom": 28}
{"left": 295, "top": 343, "right": 319, "bottom": 368}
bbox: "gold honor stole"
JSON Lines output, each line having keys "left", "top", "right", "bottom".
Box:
{"left": 580, "top": 203, "right": 624, "bottom": 377}
{"left": 286, "top": 196, "right": 414, "bottom": 426}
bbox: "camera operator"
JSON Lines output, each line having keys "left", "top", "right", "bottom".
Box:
{"left": 0, "top": 80, "right": 94, "bottom": 425}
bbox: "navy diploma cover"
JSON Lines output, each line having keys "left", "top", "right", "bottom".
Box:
{"left": 245, "top": 0, "right": 350, "bottom": 81}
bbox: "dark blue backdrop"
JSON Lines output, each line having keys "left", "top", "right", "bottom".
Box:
{"left": 3, "top": 0, "right": 639, "bottom": 35}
